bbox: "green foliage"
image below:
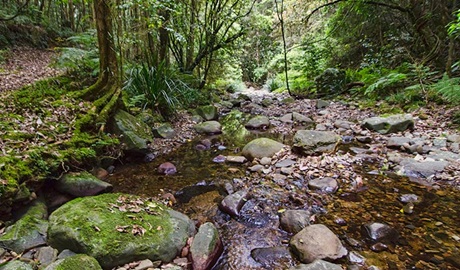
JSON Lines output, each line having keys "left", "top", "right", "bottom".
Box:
{"left": 123, "top": 61, "right": 200, "bottom": 119}
{"left": 448, "top": 9, "right": 460, "bottom": 38}
{"left": 52, "top": 30, "right": 99, "bottom": 78}
{"left": 364, "top": 72, "right": 407, "bottom": 98}
{"left": 430, "top": 74, "right": 460, "bottom": 104}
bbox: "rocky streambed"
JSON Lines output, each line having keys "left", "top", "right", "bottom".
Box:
{"left": 1, "top": 89, "right": 460, "bottom": 269}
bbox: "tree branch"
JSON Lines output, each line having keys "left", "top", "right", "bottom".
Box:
{"left": 0, "top": 0, "right": 31, "bottom": 21}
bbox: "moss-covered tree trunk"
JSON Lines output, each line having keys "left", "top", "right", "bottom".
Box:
{"left": 79, "top": 0, "right": 122, "bottom": 129}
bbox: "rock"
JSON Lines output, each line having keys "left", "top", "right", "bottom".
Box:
{"left": 290, "top": 224, "right": 347, "bottom": 263}
{"left": 399, "top": 194, "right": 420, "bottom": 203}
{"left": 248, "top": 164, "right": 264, "bottom": 172}
{"left": 35, "top": 246, "right": 58, "bottom": 267}
{"left": 289, "top": 260, "right": 343, "bottom": 270}
{"left": 134, "top": 259, "right": 155, "bottom": 270}
{"left": 242, "top": 138, "right": 285, "bottom": 160}
{"left": 447, "top": 134, "right": 460, "bottom": 143}
{"left": 0, "top": 199, "right": 48, "bottom": 253}
{"left": 153, "top": 124, "right": 175, "bottom": 139}
{"left": 281, "top": 97, "right": 295, "bottom": 104}
{"left": 316, "top": 100, "right": 330, "bottom": 109}
{"left": 357, "top": 136, "right": 372, "bottom": 143}
{"left": 47, "top": 193, "right": 195, "bottom": 269}
{"left": 387, "top": 137, "right": 412, "bottom": 148}
{"left": 334, "top": 120, "right": 353, "bottom": 129}
{"left": 308, "top": 177, "right": 338, "bottom": 193}
{"left": 0, "top": 260, "right": 34, "bottom": 270}
{"left": 398, "top": 160, "right": 448, "bottom": 178}
{"left": 55, "top": 171, "right": 113, "bottom": 197}
{"left": 110, "top": 110, "right": 154, "bottom": 154}
{"left": 280, "top": 113, "right": 293, "bottom": 123}
{"left": 212, "top": 155, "right": 226, "bottom": 163}
{"left": 433, "top": 137, "right": 447, "bottom": 148}
{"left": 292, "top": 112, "right": 313, "bottom": 124}
{"left": 362, "top": 114, "right": 414, "bottom": 134}
{"left": 292, "top": 130, "right": 340, "bottom": 155}
{"left": 280, "top": 210, "right": 311, "bottom": 234}
{"left": 57, "top": 249, "right": 77, "bottom": 260}
{"left": 196, "top": 105, "right": 218, "bottom": 121}
{"left": 219, "top": 190, "right": 249, "bottom": 217}
{"left": 362, "top": 222, "right": 398, "bottom": 241}
{"left": 44, "top": 254, "right": 102, "bottom": 270}
{"left": 260, "top": 157, "right": 272, "bottom": 165}
{"left": 225, "top": 156, "right": 247, "bottom": 164}
{"left": 158, "top": 162, "right": 177, "bottom": 175}
{"left": 315, "top": 68, "right": 346, "bottom": 96}
{"left": 190, "top": 222, "right": 223, "bottom": 270}
{"left": 275, "top": 159, "right": 296, "bottom": 168}
{"left": 250, "top": 246, "right": 292, "bottom": 268}
{"left": 261, "top": 98, "right": 273, "bottom": 107}
{"left": 245, "top": 115, "right": 270, "bottom": 129}
{"left": 194, "top": 121, "right": 222, "bottom": 134}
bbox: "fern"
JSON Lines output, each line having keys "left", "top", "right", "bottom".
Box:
{"left": 364, "top": 72, "right": 407, "bottom": 98}
{"left": 431, "top": 74, "right": 460, "bottom": 104}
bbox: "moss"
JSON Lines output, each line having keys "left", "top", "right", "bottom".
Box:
{"left": 48, "top": 254, "right": 102, "bottom": 270}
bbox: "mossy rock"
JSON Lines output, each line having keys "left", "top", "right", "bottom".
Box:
{"left": 0, "top": 199, "right": 48, "bottom": 253}
{"left": 47, "top": 193, "right": 195, "bottom": 269}
{"left": 196, "top": 105, "right": 219, "bottom": 121}
{"left": 110, "top": 110, "right": 154, "bottom": 154}
{"left": 242, "top": 138, "right": 285, "bottom": 160}
{"left": 44, "top": 254, "right": 102, "bottom": 270}
{"left": 55, "top": 171, "right": 113, "bottom": 197}
{"left": 361, "top": 114, "right": 414, "bottom": 134}
{"left": 0, "top": 260, "right": 34, "bottom": 270}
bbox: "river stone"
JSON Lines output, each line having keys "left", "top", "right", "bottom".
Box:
{"left": 362, "top": 222, "right": 398, "bottom": 241}
{"left": 55, "top": 171, "right": 113, "bottom": 197}
{"left": 158, "top": 162, "right": 177, "bottom": 175}
{"left": 289, "top": 260, "right": 343, "bottom": 270}
{"left": 219, "top": 190, "right": 249, "bottom": 217}
{"left": 292, "top": 130, "right": 340, "bottom": 155}
{"left": 47, "top": 193, "right": 195, "bottom": 269}
{"left": 275, "top": 159, "right": 296, "bottom": 168}
{"left": 194, "top": 121, "right": 222, "bottom": 134}
{"left": 290, "top": 224, "right": 347, "bottom": 263}
{"left": 280, "top": 210, "right": 311, "bottom": 234}
{"left": 0, "top": 199, "right": 48, "bottom": 253}
{"left": 280, "top": 113, "right": 293, "bottom": 123}
{"left": 362, "top": 114, "right": 414, "bottom": 134}
{"left": 334, "top": 120, "right": 353, "bottom": 129}
{"left": 308, "top": 177, "right": 338, "bottom": 193}
{"left": 153, "top": 124, "right": 175, "bottom": 139}
{"left": 250, "top": 246, "right": 292, "bottom": 268}
{"left": 387, "top": 137, "right": 412, "bottom": 148}
{"left": 292, "top": 112, "right": 313, "bottom": 124}
{"left": 245, "top": 115, "right": 270, "bottom": 129}
{"left": 242, "top": 138, "right": 285, "bottom": 160}
{"left": 0, "top": 260, "right": 34, "bottom": 270}
{"left": 36, "top": 246, "right": 58, "bottom": 267}
{"left": 190, "top": 222, "right": 223, "bottom": 270}
{"left": 44, "top": 254, "right": 102, "bottom": 270}
{"left": 225, "top": 156, "right": 247, "bottom": 164}
{"left": 398, "top": 159, "right": 448, "bottom": 178}
{"left": 196, "top": 105, "right": 218, "bottom": 121}
{"left": 111, "top": 110, "right": 154, "bottom": 154}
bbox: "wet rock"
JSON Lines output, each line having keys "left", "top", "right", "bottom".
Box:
{"left": 250, "top": 246, "right": 293, "bottom": 268}
{"left": 194, "top": 121, "right": 222, "bottom": 134}
{"left": 56, "top": 171, "right": 113, "bottom": 197}
{"left": 0, "top": 260, "right": 34, "bottom": 270}
{"left": 110, "top": 110, "right": 154, "bottom": 154}
{"left": 153, "top": 124, "right": 175, "bottom": 139}
{"left": 0, "top": 199, "right": 48, "bottom": 253}
{"left": 242, "top": 138, "right": 285, "bottom": 160}
{"left": 36, "top": 246, "right": 58, "bottom": 267}
{"left": 190, "top": 222, "right": 223, "bottom": 270}
{"left": 292, "top": 112, "right": 313, "bottom": 124}
{"left": 290, "top": 224, "right": 347, "bottom": 263}
{"left": 196, "top": 105, "right": 218, "bottom": 121}
{"left": 158, "top": 162, "right": 177, "bottom": 175}
{"left": 398, "top": 159, "right": 448, "bottom": 179}
{"left": 275, "top": 159, "right": 296, "bottom": 168}
{"left": 399, "top": 194, "right": 420, "bottom": 203}
{"left": 280, "top": 209, "right": 311, "bottom": 234}
{"left": 370, "top": 242, "right": 388, "bottom": 252}
{"left": 289, "top": 260, "right": 343, "bottom": 270}
{"left": 225, "top": 156, "right": 247, "bottom": 164}
{"left": 175, "top": 183, "right": 224, "bottom": 204}
{"left": 362, "top": 222, "right": 398, "bottom": 241}
{"left": 308, "top": 177, "right": 338, "bottom": 193}
{"left": 245, "top": 115, "right": 270, "bottom": 129}
{"left": 316, "top": 100, "right": 330, "bottom": 109}
{"left": 47, "top": 193, "right": 195, "bottom": 269}
{"left": 44, "top": 254, "right": 102, "bottom": 270}
{"left": 212, "top": 155, "right": 226, "bottom": 163}
{"left": 293, "top": 130, "right": 340, "bottom": 155}
{"left": 348, "top": 251, "right": 366, "bottom": 265}
{"left": 362, "top": 114, "right": 414, "bottom": 134}
{"left": 219, "top": 190, "right": 249, "bottom": 217}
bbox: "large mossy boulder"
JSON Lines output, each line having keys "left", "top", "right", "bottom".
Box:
{"left": 242, "top": 138, "right": 285, "bottom": 160}
{"left": 110, "top": 110, "right": 154, "bottom": 154}
{"left": 196, "top": 105, "right": 219, "bottom": 121}
{"left": 292, "top": 130, "right": 340, "bottom": 155}
{"left": 55, "top": 171, "right": 112, "bottom": 197}
{"left": 0, "top": 199, "right": 48, "bottom": 254}
{"left": 315, "top": 68, "right": 346, "bottom": 96}
{"left": 47, "top": 193, "right": 195, "bottom": 269}
{"left": 362, "top": 114, "right": 414, "bottom": 134}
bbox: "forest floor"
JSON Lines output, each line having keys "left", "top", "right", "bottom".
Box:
{"left": 0, "top": 47, "right": 61, "bottom": 91}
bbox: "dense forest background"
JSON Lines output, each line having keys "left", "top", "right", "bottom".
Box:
{"left": 1, "top": 0, "right": 460, "bottom": 115}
